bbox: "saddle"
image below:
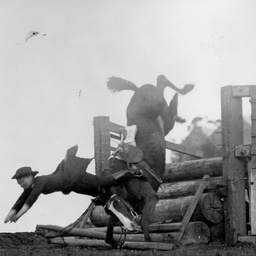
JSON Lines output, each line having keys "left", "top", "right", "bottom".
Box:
{"left": 111, "top": 125, "right": 143, "bottom": 164}
{"left": 109, "top": 126, "right": 163, "bottom": 185}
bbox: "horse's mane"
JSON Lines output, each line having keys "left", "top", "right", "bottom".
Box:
{"left": 107, "top": 77, "right": 138, "bottom": 93}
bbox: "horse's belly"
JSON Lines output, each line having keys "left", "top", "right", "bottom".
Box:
{"left": 136, "top": 135, "right": 166, "bottom": 172}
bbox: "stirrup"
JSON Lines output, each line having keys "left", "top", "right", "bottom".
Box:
{"left": 132, "top": 169, "right": 143, "bottom": 177}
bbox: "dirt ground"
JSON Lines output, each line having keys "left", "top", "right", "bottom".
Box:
{"left": 0, "top": 232, "right": 256, "bottom": 256}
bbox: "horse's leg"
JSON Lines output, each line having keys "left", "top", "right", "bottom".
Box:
{"left": 140, "top": 189, "right": 158, "bottom": 242}
{"left": 105, "top": 215, "right": 119, "bottom": 248}
{"left": 126, "top": 179, "right": 159, "bottom": 242}
{"left": 162, "top": 92, "right": 179, "bottom": 135}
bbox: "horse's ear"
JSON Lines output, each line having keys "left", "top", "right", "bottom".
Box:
{"left": 107, "top": 77, "right": 138, "bottom": 93}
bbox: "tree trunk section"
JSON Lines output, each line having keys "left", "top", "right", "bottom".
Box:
{"left": 163, "top": 157, "right": 222, "bottom": 182}
{"left": 157, "top": 176, "right": 227, "bottom": 199}
{"left": 155, "top": 193, "right": 223, "bottom": 224}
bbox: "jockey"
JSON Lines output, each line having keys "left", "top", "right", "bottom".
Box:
{"left": 4, "top": 145, "right": 131, "bottom": 224}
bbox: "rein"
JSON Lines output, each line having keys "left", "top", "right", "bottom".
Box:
{"left": 115, "top": 226, "right": 127, "bottom": 249}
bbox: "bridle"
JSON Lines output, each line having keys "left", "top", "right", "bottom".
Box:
{"left": 104, "top": 194, "right": 139, "bottom": 249}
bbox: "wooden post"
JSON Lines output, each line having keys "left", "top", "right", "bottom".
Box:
{"left": 176, "top": 174, "right": 210, "bottom": 242}
{"left": 221, "top": 86, "right": 246, "bottom": 243}
{"left": 93, "top": 116, "right": 110, "bottom": 175}
{"left": 249, "top": 91, "right": 256, "bottom": 234}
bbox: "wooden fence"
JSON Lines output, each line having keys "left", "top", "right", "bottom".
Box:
{"left": 91, "top": 116, "right": 224, "bottom": 245}
{"left": 37, "top": 85, "right": 256, "bottom": 247}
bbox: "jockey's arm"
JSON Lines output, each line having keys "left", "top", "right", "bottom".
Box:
{"left": 11, "top": 203, "right": 30, "bottom": 222}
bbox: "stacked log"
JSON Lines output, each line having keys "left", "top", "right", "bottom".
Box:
{"left": 90, "top": 157, "right": 226, "bottom": 242}
{"left": 158, "top": 176, "right": 227, "bottom": 199}
{"left": 36, "top": 221, "right": 210, "bottom": 249}
{"left": 163, "top": 157, "right": 222, "bottom": 182}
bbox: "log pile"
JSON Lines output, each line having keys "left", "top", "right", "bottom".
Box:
{"left": 90, "top": 157, "right": 226, "bottom": 243}
{"left": 37, "top": 157, "right": 226, "bottom": 249}
{"left": 36, "top": 221, "right": 210, "bottom": 250}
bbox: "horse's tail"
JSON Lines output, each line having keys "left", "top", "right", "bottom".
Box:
{"left": 107, "top": 77, "right": 138, "bottom": 93}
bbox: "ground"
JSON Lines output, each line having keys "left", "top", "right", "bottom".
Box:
{"left": 0, "top": 232, "right": 256, "bottom": 256}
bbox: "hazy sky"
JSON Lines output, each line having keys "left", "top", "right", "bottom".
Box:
{"left": 1, "top": 0, "right": 256, "bottom": 232}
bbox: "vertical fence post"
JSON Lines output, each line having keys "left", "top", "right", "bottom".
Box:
{"left": 221, "top": 86, "right": 246, "bottom": 243}
{"left": 93, "top": 116, "right": 110, "bottom": 176}
{"left": 249, "top": 92, "right": 256, "bottom": 234}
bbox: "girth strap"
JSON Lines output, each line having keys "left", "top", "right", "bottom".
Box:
{"left": 137, "top": 160, "right": 163, "bottom": 185}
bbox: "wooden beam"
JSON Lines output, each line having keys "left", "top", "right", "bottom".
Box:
{"left": 64, "top": 202, "right": 95, "bottom": 230}
{"left": 93, "top": 116, "right": 111, "bottom": 175}
{"left": 164, "top": 157, "right": 222, "bottom": 182}
{"left": 165, "top": 141, "right": 203, "bottom": 158}
{"left": 248, "top": 94, "right": 256, "bottom": 234}
{"left": 51, "top": 237, "right": 175, "bottom": 250}
{"left": 38, "top": 222, "right": 210, "bottom": 246}
{"left": 232, "top": 85, "right": 256, "bottom": 97}
{"left": 157, "top": 176, "right": 227, "bottom": 199}
{"left": 36, "top": 223, "right": 181, "bottom": 236}
{"left": 221, "top": 86, "right": 246, "bottom": 243}
{"left": 176, "top": 174, "right": 210, "bottom": 242}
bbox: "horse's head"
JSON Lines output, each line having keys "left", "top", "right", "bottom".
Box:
{"left": 105, "top": 194, "right": 140, "bottom": 232}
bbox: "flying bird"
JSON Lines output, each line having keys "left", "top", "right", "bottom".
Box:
{"left": 18, "top": 30, "right": 46, "bottom": 44}
{"left": 25, "top": 30, "right": 40, "bottom": 42}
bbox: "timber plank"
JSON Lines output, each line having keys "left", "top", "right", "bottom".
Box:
{"left": 221, "top": 86, "right": 246, "bottom": 243}
{"left": 51, "top": 237, "right": 174, "bottom": 250}
{"left": 175, "top": 174, "right": 210, "bottom": 242}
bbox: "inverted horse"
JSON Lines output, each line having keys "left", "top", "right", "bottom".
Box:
{"left": 100, "top": 75, "right": 194, "bottom": 247}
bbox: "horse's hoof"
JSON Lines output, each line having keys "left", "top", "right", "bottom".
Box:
{"left": 105, "top": 238, "right": 118, "bottom": 248}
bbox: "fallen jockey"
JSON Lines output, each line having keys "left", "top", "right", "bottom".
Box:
{"left": 4, "top": 145, "right": 134, "bottom": 224}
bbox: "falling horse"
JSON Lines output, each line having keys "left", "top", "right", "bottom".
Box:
{"left": 100, "top": 75, "right": 194, "bottom": 247}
